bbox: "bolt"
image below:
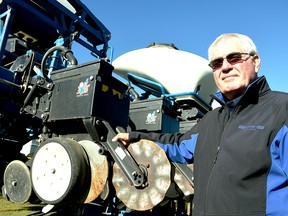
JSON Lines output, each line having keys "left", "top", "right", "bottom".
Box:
{"left": 132, "top": 171, "right": 139, "bottom": 180}
{"left": 41, "top": 114, "right": 46, "bottom": 119}
{"left": 51, "top": 168, "right": 56, "bottom": 174}
{"left": 11, "top": 180, "right": 17, "bottom": 187}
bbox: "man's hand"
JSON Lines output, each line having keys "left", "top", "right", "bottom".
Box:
{"left": 112, "top": 133, "right": 130, "bottom": 146}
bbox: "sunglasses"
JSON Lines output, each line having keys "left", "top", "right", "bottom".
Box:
{"left": 209, "top": 52, "right": 254, "bottom": 70}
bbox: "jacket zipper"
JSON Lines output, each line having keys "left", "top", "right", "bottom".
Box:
{"left": 203, "top": 105, "right": 241, "bottom": 215}
{"left": 204, "top": 145, "right": 221, "bottom": 215}
{"left": 213, "top": 146, "right": 221, "bottom": 164}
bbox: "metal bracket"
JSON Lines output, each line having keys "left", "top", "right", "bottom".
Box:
{"left": 83, "top": 118, "right": 147, "bottom": 188}
{"left": 172, "top": 162, "right": 194, "bottom": 187}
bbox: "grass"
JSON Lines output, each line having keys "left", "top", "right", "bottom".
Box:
{"left": 0, "top": 196, "right": 45, "bottom": 216}
{"left": 0, "top": 196, "right": 106, "bottom": 216}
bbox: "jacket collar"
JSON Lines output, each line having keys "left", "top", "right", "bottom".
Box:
{"left": 211, "top": 76, "right": 271, "bottom": 108}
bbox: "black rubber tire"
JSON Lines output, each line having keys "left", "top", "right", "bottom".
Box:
{"left": 3, "top": 160, "right": 33, "bottom": 204}
{"left": 31, "top": 137, "right": 90, "bottom": 204}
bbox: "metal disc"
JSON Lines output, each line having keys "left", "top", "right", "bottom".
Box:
{"left": 112, "top": 139, "right": 171, "bottom": 211}
{"left": 78, "top": 140, "right": 109, "bottom": 203}
{"left": 174, "top": 164, "right": 194, "bottom": 196}
{"left": 3, "top": 160, "right": 32, "bottom": 204}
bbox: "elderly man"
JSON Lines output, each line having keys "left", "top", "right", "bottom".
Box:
{"left": 113, "top": 33, "right": 288, "bottom": 216}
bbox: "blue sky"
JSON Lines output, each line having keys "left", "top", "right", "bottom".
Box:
{"left": 74, "top": 0, "right": 288, "bottom": 93}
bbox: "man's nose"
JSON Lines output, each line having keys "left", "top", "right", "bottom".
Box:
{"left": 221, "top": 59, "right": 233, "bottom": 70}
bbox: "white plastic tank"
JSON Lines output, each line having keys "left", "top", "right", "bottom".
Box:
{"left": 112, "top": 44, "right": 218, "bottom": 104}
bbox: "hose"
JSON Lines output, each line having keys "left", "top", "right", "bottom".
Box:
{"left": 40, "top": 46, "right": 78, "bottom": 78}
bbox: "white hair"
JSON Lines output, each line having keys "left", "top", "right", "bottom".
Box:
{"left": 208, "top": 33, "right": 258, "bottom": 61}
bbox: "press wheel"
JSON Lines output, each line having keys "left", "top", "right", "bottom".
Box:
{"left": 78, "top": 140, "right": 109, "bottom": 203}
{"left": 3, "top": 160, "right": 33, "bottom": 204}
{"left": 112, "top": 139, "right": 171, "bottom": 211}
{"left": 31, "top": 137, "right": 89, "bottom": 204}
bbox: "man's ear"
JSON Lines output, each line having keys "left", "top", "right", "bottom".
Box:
{"left": 253, "top": 54, "right": 261, "bottom": 73}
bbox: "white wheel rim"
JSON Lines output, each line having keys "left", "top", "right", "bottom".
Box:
{"left": 31, "top": 142, "right": 72, "bottom": 202}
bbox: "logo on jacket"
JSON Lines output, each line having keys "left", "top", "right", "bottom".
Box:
{"left": 238, "top": 125, "right": 264, "bottom": 130}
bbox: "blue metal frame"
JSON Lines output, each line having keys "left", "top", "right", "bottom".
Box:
{"left": 0, "top": 8, "right": 13, "bottom": 65}
{"left": 0, "top": 0, "right": 111, "bottom": 60}
{"left": 127, "top": 72, "right": 212, "bottom": 110}
{"left": 127, "top": 73, "right": 167, "bottom": 97}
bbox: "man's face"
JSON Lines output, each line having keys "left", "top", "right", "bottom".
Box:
{"left": 210, "top": 38, "right": 261, "bottom": 100}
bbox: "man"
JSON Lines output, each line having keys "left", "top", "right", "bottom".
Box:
{"left": 112, "top": 33, "right": 288, "bottom": 216}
